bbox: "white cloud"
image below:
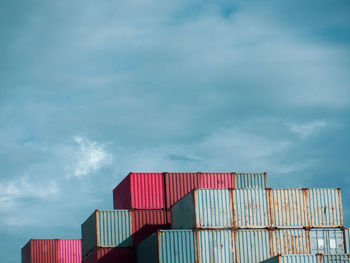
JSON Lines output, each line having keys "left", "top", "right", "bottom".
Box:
{"left": 72, "top": 136, "right": 112, "bottom": 177}
{"left": 288, "top": 121, "right": 327, "bottom": 138}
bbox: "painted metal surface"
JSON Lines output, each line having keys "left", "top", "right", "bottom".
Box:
{"left": 233, "top": 189, "right": 269, "bottom": 228}
{"left": 165, "top": 172, "right": 234, "bottom": 209}
{"left": 137, "top": 230, "right": 196, "bottom": 263}
{"left": 235, "top": 229, "right": 271, "bottom": 263}
{"left": 321, "top": 254, "right": 350, "bottom": 262}
{"left": 261, "top": 255, "right": 319, "bottom": 263}
{"left": 81, "top": 210, "right": 131, "bottom": 257}
{"left": 345, "top": 228, "right": 350, "bottom": 253}
{"left": 113, "top": 172, "right": 165, "bottom": 209}
{"left": 57, "top": 239, "right": 82, "bottom": 263}
{"left": 22, "top": 239, "right": 58, "bottom": 263}
{"left": 310, "top": 228, "right": 345, "bottom": 254}
{"left": 171, "top": 189, "right": 233, "bottom": 229}
{"left": 271, "top": 229, "right": 310, "bottom": 255}
{"left": 235, "top": 172, "right": 267, "bottom": 189}
{"left": 268, "top": 189, "right": 309, "bottom": 228}
{"left": 82, "top": 247, "right": 136, "bottom": 263}
{"left": 308, "top": 188, "right": 343, "bottom": 227}
{"left": 131, "top": 209, "right": 170, "bottom": 246}
{"left": 197, "top": 229, "right": 234, "bottom": 263}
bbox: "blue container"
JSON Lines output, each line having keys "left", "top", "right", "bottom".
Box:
{"left": 137, "top": 230, "right": 196, "bottom": 263}
{"left": 171, "top": 189, "right": 233, "bottom": 229}
{"left": 310, "top": 228, "right": 345, "bottom": 254}
{"left": 235, "top": 172, "right": 267, "bottom": 189}
{"left": 81, "top": 210, "right": 131, "bottom": 257}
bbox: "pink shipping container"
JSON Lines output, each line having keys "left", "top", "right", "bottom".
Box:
{"left": 165, "top": 172, "right": 235, "bottom": 209}
{"left": 113, "top": 173, "right": 165, "bottom": 209}
{"left": 22, "top": 239, "right": 81, "bottom": 263}
{"left": 83, "top": 247, "right": 136, "bottom": 263}
{"left": 131, "top": 210, "right": 170, "bottom": 246}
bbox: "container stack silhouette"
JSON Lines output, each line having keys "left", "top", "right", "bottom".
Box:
{"left": 22, "top": 172, "right": 350, "bottom": 263}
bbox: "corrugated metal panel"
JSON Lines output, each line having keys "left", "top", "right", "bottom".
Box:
{"left": 22, "top": 240, "right": 31, "bottom": 263}
{"left": 30, "top": 239, "right": 58, "bottom": 263}
{"left": 268, "top": 189, "right": 309, "bottom": 228}
{"left": 81, "top": 210, "right": 132, "bottom": 257}
{"left": 171, "top": 191, "right": 196, "bottom": 229}
{"left": 197, "top": 172, "right": 235, "bottom": 188}
{"left": 113, "top": 172, "right": 165, "bottom": 209}
{"left": 57, "top": 239, "right": 82, "bottom": 263}
{"left": 322, "top": 254, "right": 350, "bottom": 262}
{"left": 310, "top": 228, "right": 345, "bottom": 254}
{"left": 197, "top": 229, "right": 234, "bottom": 263}
{"left": 138, "top": 230, "right": 196, "bottom": 263}
{"left": 233, "top": 189, "right": 269, "bottom": 228}
{"left": 195, "top": 189, "right": 233, "bottom": 228}
{"left": 261, "top": 255, "right": 319, "bottom": 263}
{"left": 235, "top": 229, "right": 270, "bottom": 263}
{"left": 165, "top": 172, "right": 198, "bottom": 210}
{"left": 308, "top": 188, "right": 343, "bottom": 227}
{"left": 345, "top": 228, "right": 350, "bottom": 253}
{"left": 271, "top": 229, "right": 310, "bottom": 255}
{"left": 131, "top": 209, "right": 170, "bottom": 246}
{"left": 235, "top": 172, "right": 267, "bottom": 189}
{"left": 158, "top": 230, "right": 196, "bottom": 263}
{"left": 83, "top": 247, "right": 136, "bottom": 263}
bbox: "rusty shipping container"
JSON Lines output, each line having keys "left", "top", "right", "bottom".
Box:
{"left": 82, "top": 247, "right": 136, "bottom": 263}
{"left": 22, "top": 239, "right": 81, "bottom": 263}
{"left": 113, "top": 172, "right": 165, "bottom": 209}
{"left": 235, "top": 172, "right": 267, "bottom": 189}
{"left": 261, "top": 254, "right": 350, "bottom": 263}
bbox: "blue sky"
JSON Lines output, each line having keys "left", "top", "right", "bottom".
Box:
{"left": 1, "top": 0, "right": 350, "bottom": 262}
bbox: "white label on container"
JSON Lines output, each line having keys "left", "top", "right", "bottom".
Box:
{"left": 318, "top": 239, "right": 325, "bottom": 249}
{"left": 330, "top": 238, "right": 336, "bottom": 249}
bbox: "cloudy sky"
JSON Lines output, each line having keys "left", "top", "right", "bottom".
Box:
{"left": 1, "top": 0, "right": 350, "bottom": 262}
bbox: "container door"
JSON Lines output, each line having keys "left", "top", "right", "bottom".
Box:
{"left": 310, "top": 229, "right": 345, "bottom": 254}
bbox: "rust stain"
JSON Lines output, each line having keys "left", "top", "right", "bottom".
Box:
{"left": 302, "top": 188, "right": 310, "bottom": 227}
{"left": 267, "top": 188, "right": 274, "bottom": 226}
{"left": 230, "top": 189, "right": 236, "bottom": 228}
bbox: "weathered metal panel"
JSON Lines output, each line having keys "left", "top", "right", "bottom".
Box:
{"left": 268, "top": 189, "right": 309, "bottom": 228}
{"left": 308, "top": 188, "right": 343, "bottom": 227}
{"left": 197, "top": 229, "right": 234, "bottom": 263}
{"left": 22, "top": 240, "right": 31, "bottom": 263}
{"left": 158, "top": 230, "right": 196, "bottom": 263}
{"left": 322, "top": 254, "right": 350, "bottom": 262}
{"left": 261, "top": 255, "right": 319, "bottom": 263}
{"left": 345, "top": 228, "right": 350, "bottom": 253}
{"left": 81, "top": 210, "right": 132, "bottom": 257}
{"left": 137, "top": 231, "right": 160, "bottom": 263}
{"left": 24, "top": 239, "right": 58, "bottom": 263}
{"left": 310, "top": 228, "right": 345, "bottom": 254}
{"left": 165, "top": 172, "right": 198, "bottom": 210}
{"left": 235, "top": 229, "right": 271, "bottom": 263}
{"left": 235, "top": 172, "right": 267, "bottom": 189}
{"left": 271, "top": 229, "right": 310, "bottom": 255}
{"left": 197, "top": 172, "right": 235, "bottom": 188}
{"left": 195, "top": 189, "right": 233, "bottom": 228}
{"left": 233, "top": 189, "right": 269, "bottom": 228}
{"left": 82, "top": 247, "right": 136, "bottom": 263}
{"left": 57, "top": 239, "right": 82, "bottom": 263}
{"left": 113, "top": 172, "right": 165, "bottom": 209}
{"left": 171, "top": 191, "right": 196, "bottom": 229}
{"left": 131, "top": 209, "right": 170, "bottom": 246}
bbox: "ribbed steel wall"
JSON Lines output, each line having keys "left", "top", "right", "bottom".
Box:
{"left": 308, "top": 188, "right": 343, "bottom": 227}
{"left": 131, "top": 209, "right": 170, "bottom": 246}
{"left": 345, "top": 228, "right": 350, "bottom": 253}
{"left": 197, "top": 173, "right": 235, "bottom": 188}
{"left": 268, "top": 189, "right": 309, "bottom": 228}
{"left": 197, "top": 230, "right": 234, "bottom": 263}
{"left": 158, "top": 230, "right": 196, "bottom": 263}
{"left": 233, "top": 189, "right": 269, "bottom": 228}
{"left": 195, "top": 189, "right": 232, "bottom": 228}
{"left": 96, "top": 210, "right": 131, "bottom": 247}
{"left": 262, "top": 255, "right": 319, "bottom": 263}
{"left": 271, "top": 229, "right": 310, "bottom": 255}
{"left": 235, "top": 172, "right": 267, "bottom": 189}
{"left": 310, "top": 228, "right": 345, "bottom": 254}
{"left": 322, "top": 254, "right": 350, "bottom": 262}
{"left": 31, "top": 240, "right": 57, "bottom": 263}
{"left": 57, "top": 239, "right": 81, "bottom": 263}
{"left": 235, "top": 229, "right": 271, "bottom": 263}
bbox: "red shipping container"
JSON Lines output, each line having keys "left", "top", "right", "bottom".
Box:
{"left": 113, "top": 173, "right": 165, "bottom": 209}
{"left": 165, "top": 172, "right": 235, "bottom": 209}
{"left": 22, "top": 239, "right": 81, "bottom": 263}
{"left": 131, "top": 210, "right": 170, "bottom": 246}
{"left": 83, "top": 247, "right": 136, "bottom": 263}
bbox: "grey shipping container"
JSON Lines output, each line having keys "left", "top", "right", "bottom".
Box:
{"left": 261, "top": 254, "right": 350, "bottom": 263}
